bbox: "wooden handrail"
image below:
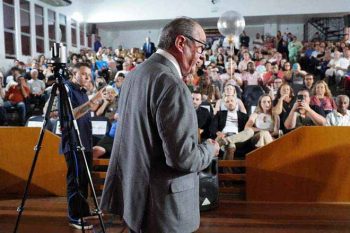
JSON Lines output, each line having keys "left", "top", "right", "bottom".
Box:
{"left": 92, "top": 171, "right": 107, "bottom": 179}
{"left": 218, "top": 174, "right": 246, "bottom": 181}
{"left": 93, "top": 159, "right": 110, "bottom": 166}
{"left": 218, "top": 160, "right": 246, "bottom": 168}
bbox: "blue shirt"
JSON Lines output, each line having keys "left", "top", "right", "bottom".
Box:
{"left": 60, "top": 81, "right": 93, "bottom": 154}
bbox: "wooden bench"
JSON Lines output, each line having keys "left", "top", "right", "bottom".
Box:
{"left": 218, "top": 160, "right": 246, "bottom": 197}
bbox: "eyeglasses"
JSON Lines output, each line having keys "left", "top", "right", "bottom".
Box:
{"left": 183, "top": 35, "right": 206, "bottom": 54}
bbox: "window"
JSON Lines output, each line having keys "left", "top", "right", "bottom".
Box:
{"left": 3, "top": 0, "right": 16, "bottom": 58}
{"left": 48, "top": 9, "right": 56, "bottom": 49}
{"left": 35, "top": 4, "right": 44, "bottom": 53}
{"left": 80, "top": 23, "right": 85, "bottom": 46}
{"left": 71, "top": 19, "right": 77, "bottom": 47}
{"left": 87, "top": 34, "right": 92, "bottom": 48}
{"left": 20, "top": 0, "right": 30, "bottom": 55}
{"left": 59, "top": 14, "right": 66, "bottom": 45}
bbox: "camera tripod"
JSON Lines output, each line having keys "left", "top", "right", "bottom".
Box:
{"left": 13, "top": 61, "right": 106, "bottom": 233}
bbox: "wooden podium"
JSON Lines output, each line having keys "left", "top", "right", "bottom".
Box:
{"left": 0, "top": 127, "right": 66, "bottom": 197}
{"left": 246, "top": 126, "right": 350, "bottom": 202}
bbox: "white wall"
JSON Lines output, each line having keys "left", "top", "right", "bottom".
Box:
{"left": 99, "top": 28, "right": 162, "bottom": 50}
{"left": 98, "top": 23, "right": 307, "bottom": 50}
{"left": 279, "top": 23, "right": 304, "bottom": 41}
{"left": 85, "top": 0, "right": 350, "bottom": 23}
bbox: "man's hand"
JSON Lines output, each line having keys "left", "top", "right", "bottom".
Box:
{"left": 292, "top": 100, "right": 301, "bottom": 112}
{"left": 91, "top": 87, "right": 106, "bottom": 104}
{"left": 298, "top": 100, "right": 312, "bottom": 113}
{"left": 207, "top": 139, "right": 220, "bottom": 156}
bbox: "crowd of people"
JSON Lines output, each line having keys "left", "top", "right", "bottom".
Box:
{"left": 1, "top": 16, "right": 350, "bottom": 231}
{"left": 0, "top": 30, "right": 350, "bottom": 159}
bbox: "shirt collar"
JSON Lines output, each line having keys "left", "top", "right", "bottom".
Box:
{"left": 336, "top": 109, "right": 350, "bottom": 117}
{"left": 156, "top": 49, "right": 182, "bottom": 79}
{"left": 68, "top": 80, "right": 87, "bottom": 93}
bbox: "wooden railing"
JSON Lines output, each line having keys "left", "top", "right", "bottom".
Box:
{"left": 92, "top": 158, "right": 247, "bottom": 197}
{"left": 92, "top": 158, "right": 110, "bottom": 193}
{"left": 218, "top": 160, "right": 246, "bottom": 196}
{"left": 0, "top": 127, "right": 66, "bottom": 196}
{"left": 246, "top": 126, "right": 350, "bottom": 202}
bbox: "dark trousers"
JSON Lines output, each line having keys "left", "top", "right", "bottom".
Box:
{"left": 64, "top": 150, "right": 92, "bottom": 220}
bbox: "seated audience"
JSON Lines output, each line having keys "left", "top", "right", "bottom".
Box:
{"left": 290, "top": 63, "right": 307, "bottom": 86}
{"left": 272, "top": 83, "right": 296, "bottom": 133}
{"left": 214, "top": 83, "right": 246, "bottom": 115}
{"left": 241, "top": 61, "right": 263, "bottom": 87}
{"left": 326, "top": 95, "right": 350, "bottom": 126}
{"left": 284, "top": 89, "right": 326, "bottom": 130}
{"left": 219, "top": 61, "right": 243, "bottom": 87}
{"left": 95, "top": 85, "right": 118, "bottom": 121}
{"left": 267, "top": 77, "right": 283, "bottom": 100}
{"left": 192, "top": 91, "right": 212, "bottom": 141}
{"left": 27, "top": 69, "right": 46, "bottom": 114}
{"left": 0, "top": 74, "right": 7, "bottom": 125}
{"left": 211, "top": 95, "right": 254, "bottom": 160}
{"left": 245, "top": 94, "right": 280, "bottom": 148}
{"left": 282, "top": 61, "right": 293, "bottom": 83}
{"left": 238, "top": 51, "right": 252, "bottom": 73}
{"left": 325, "top": 51, "right": 346, "bottom": 86}
{"left": 111, "top": 72, "right": 125, "bottom": 97}
{"left": 310, "top": 80, "right": 336, "bottom": 114}
{"left": 262, "top": 63, "right": 284, "bottom": 86}
{"left": 303, "top": 73, "right": 315, "bottom": 91}
{"left": 199, "top": 75, "right": 221, "bottom": 103}
{"left": 93, "top": 113, "right": 118, "bottom": 159}
{"left": 3, "top": 71, "right": 30, "bottom": 125}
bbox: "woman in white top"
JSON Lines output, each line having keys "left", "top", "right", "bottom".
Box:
{"left": 214, "top": 83, "right": 246, "bottom": 115}
{"left": 245, "top": 94, "right": 280, "bottom": 147}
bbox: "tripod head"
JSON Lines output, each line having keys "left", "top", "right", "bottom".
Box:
{"left": 48, "top": 43, "right": 69, "bottom": 84}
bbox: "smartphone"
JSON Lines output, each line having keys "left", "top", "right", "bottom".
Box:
{"left": 297, "top": 94, "right": 304, "bottom": 101}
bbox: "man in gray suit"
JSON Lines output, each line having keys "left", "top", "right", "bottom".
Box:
{"left": 100, "top": 17, "right": 219, "bottom": 233}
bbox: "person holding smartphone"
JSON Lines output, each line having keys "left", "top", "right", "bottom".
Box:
{"left": 284, "top": 89, "right": 326, "bottom": 130}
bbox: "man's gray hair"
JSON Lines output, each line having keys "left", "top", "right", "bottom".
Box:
{"left": 336, "top": 95, "right": 349, "bottom": 105}
{"left": 158, "top": 17, "right": 199, "bottom": 50}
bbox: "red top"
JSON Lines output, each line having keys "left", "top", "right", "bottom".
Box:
{"left": 5, "top": 84, "right": 30, "bottom": 104}
{"left": 310, "top": 96, "right": 337, "bottom": 111}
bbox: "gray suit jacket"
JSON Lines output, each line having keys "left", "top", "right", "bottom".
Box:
{"left": 100, "top": 53, "right": 215, "bottom": 233}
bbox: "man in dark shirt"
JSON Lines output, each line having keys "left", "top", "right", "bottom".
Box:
{"left": 61, "top": 63, "right": 104, "bottom": 230}
{"left": 94, "top": 36, "right": 102, "bottom": 53}
{"left": 142, "top": 36, "right": 156, "bottom": 58}
{"left": 284, "top": 89, "right": 326, "bottom": 129}
{"left": 210, "top": 95, "right": 254, "bottom": 159}
{"left": 240, "top": 31, "right": 250, "bottom": 48}
{"left": 192, "top": 91, "right": 211, "bottom": 141}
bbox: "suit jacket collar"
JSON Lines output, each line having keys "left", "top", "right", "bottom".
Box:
{"left": 219, "top": 110, "right": 247, "bottom": 132}
{"left": 153, "top": 49, "right": 182, "bottom": 79}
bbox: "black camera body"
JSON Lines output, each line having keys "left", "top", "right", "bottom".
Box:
{"left": 297, "top": 94, "right": 304, "bottom": 101}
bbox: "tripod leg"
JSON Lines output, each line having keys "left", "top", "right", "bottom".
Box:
{"left": 13, "top": 84, "right": 58, "bottom": 233}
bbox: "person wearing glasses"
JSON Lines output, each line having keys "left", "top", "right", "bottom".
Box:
{"left": 101, "top": 17, "right": 219, "bottom": 233}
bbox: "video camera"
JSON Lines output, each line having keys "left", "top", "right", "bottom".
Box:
{"left": 47, "top": 43, "right": 69, "bottom": 81}
{"left": 48, "top": 43, "right": 67, "bottom": 64}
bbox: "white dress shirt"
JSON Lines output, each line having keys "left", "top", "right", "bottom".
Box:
{"left": 326, "top": 110, "right": 350, "bottom": 126}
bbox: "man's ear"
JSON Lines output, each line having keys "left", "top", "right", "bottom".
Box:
{"left": 174, "top": 35, "right": 186, "bottom": 54}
